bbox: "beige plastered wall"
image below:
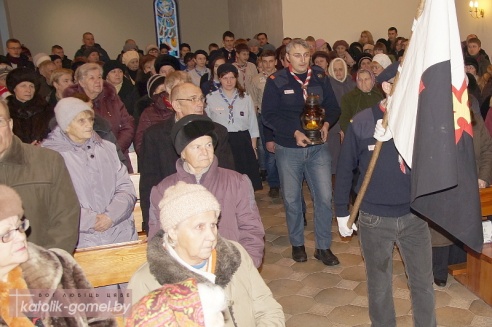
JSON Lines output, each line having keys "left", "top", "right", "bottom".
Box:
{"left": 3, "top": 0, "right": 491, "bottom": 59}
{"left": 3, "top": 0, "right": 229, "bottom": 58}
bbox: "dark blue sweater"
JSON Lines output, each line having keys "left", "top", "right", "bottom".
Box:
{"left": 261, "top": 67, "right": 340, "bottom": 148}
{"left": 334, "top": 104, "right": 411, "bottom": 217}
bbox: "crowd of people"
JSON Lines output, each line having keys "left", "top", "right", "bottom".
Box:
{"left": 0, "top": 26, "right": 491, "bottom": 326}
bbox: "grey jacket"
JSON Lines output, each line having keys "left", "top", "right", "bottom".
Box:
{"left": 42, "top": 127, "right": 137, "bottom": 249}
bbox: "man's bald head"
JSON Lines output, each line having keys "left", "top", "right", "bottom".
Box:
{"left": 170, "top": 83, "right": 201, "bottom": 102}
{"left": 171, "top": 83, "right": 205, "bottom": 119}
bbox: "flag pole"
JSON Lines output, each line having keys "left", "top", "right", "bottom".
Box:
{"left": 346, "top": 0, "right": 426, "bottom": 229}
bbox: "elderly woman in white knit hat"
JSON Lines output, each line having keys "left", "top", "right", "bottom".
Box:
{"left": 122, "top": 49, "right": 140, "bottom": 85}
{"left": 42, "top": 97, "right": 137, "bottom": 249}
{"left": 129, "top": 181, "right": 285, "bottom": 326}
{"left": 0, "top": 185, "right": 116, "bottom": 326}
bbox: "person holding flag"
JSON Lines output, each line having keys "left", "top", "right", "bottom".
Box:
{"left": 336, "top": 0, "right": 483, "bottom": 325}
{"left": 334, "top": 80, "right": 436, "bottom": 326}
{"left": 387, "top": 0, "right": 483, "bottom": 254}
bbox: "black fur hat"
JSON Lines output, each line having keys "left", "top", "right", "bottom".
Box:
{"left": 103, "top": 60, "right": 127, "bottom": 79}
{"left": 171, "top": 114, "right": 217, "bottom": 154}
{"left": 6, "top": 67, "right": 40, "bottom": 94}
{"left": 154, "top": 54, "right": 180, "bottom": 74}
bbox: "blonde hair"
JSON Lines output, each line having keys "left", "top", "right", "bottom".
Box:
{"left": 50, "top": 68, "right": 73, "bottom": 85}
{"left": 164, "top": 71, "right": 191, "bottom": 95}
{"left": 359, "top": 30, "right": 374, "bottom": 45}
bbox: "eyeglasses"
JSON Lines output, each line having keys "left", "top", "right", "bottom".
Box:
{"left": 176, "top": 96, "right": 206, "bottom": 104}
{"left": 0, "top": 117, "right": 11, "bottom": 128}
{"left": 1, "top": 219, "right": 29, "bottom": 243}
{"left": 290, "top": 53, "right": 310, "bottom": 59}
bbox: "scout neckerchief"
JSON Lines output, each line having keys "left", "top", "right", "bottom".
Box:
{"left": 234, "top": 59, "right": 248, "bottom": 86}
{"left": 289, "top": 65, "right": 312, "bottom": 100}
{"left": 219, "top": 87, "right": 239, "bottom": 124}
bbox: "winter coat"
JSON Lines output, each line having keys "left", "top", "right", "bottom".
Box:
{"left": 0, "top": 242, "right": 116, "bottom": 327}
{"left": 7, "top": 95, "right": 53, "bottom": 144}
{"left": 133, "top": 95, "right": 152, "bottom": 129}
{"left": 64, "top": 81, "right": 135, "bottom": 173}
{"left": 42, "top": 127, "right": 137, "bottom": 249}
{"left": 139, "top": 115, "right": 235, "bottom": 233}
{"left": 328, "top": 74, "right": 356, "bottom": 173}
{"left": 5, "top": 54, "right": 34, "bottom": 70}
{"left": 339, "top": 86, "right": 384, "bottom": 132}
{"left": 61, "top": 55, "right": 72, "bottom": 69}
{"left": 74, "top": 44, "right": 110, "bottom": 63}
{"left": 148, "top": 156, "right": 265, "bottom": 267}
{"left": 134, "top": 92, "right": 174, "bottom": 156}
{"left": 128, "top": 232, "right": 285, "bottom": 327}
{"left": 465, "top": 53, "right": 491, "bottom": 77}
{"left": 118, "top": 77, "right": 139, "bottom": 116}
{"left": 0, "top": 135, "right": 80, "bottom": 253}
{"left": 46, "top": 102, "right": 128, "bottom": 168}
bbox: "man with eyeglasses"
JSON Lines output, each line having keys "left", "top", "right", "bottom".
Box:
{"left": 139, "top": 83, "right": 234, "bottom": 234}
{"left": 5, "top": 38, "right": 34, "bottom": 70}
{"left": 262, "top": 38, "right": 341, "bottom": 265}
{"left": 0, "top": 101, "right": 80, "bottom": 253}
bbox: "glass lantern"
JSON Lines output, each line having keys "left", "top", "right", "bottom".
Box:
{"left": 300, "top": 93, "right": 325, "bottom": 145}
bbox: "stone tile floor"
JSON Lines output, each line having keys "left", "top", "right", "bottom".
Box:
{"left": 255, "top": 185, "right": 492, "bottom": 327}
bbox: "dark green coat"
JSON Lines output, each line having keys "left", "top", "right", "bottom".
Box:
{"left": 339, "top": 86, "right": 384, "bottom": 132}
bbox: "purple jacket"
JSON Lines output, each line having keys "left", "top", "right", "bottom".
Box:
{"left": 42, "top": 127, "right": 137, "bottom": 249}
{"left": 148, "top": 156, "right": 265, "bottom": 267}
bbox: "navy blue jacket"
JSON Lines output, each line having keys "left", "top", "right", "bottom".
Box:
{"left": 334, "top": 103, "right": 411, "bottom": 217}
{"left": 261, "top": 66, "right": 340, "bottom": 148}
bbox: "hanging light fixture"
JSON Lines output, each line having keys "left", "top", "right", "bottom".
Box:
{"left": 469, "top": 1, "right": 485, "bottom": 18}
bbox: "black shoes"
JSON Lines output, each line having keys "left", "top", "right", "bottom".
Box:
{"left": 434, "top": 278, "right": 447, "bottom": 287}
{"left": 314, "top": 249, "right": 340, "bottom": 266}
{"left": 259, "top": 170, "right": 267, "bottom": 181}
{"left": 268, "top": 187, "right": 280, "bottom": 198}
{"left": 292, "top": 245, "right": 308, "bottom": 262}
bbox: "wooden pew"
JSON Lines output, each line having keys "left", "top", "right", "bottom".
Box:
{"left": 449, "top": 187, "right": 492, "bottom": 306}
{"left": 73, "top": 191, "right": 147, "bottom": 325}
{"left": 74, "top": 236, "right": 147, "bottom": 288}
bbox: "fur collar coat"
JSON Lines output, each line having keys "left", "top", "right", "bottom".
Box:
{"left": 0, "top": 243, "right": 116, "bottom": 327}
{"left": 128, "top": 231, "right": 285, "bottom": 326}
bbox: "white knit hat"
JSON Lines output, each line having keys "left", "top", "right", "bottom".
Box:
{"left": 372, "top": 54, "right": 392, "bottom": 69}
{"left": 146, "top": 44, "right": 159, "bottom": 54}
{"left": 54, "top": 97, "right": 94, "bottom": 131}
{"left": 158, "top": 182, "right": 221, "bottom": 232}
{"left": 32, "top": 53, "right": 51, "bottom": 68}
{"left": 122, "top": 50, "right": 139, "bottom": 66}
